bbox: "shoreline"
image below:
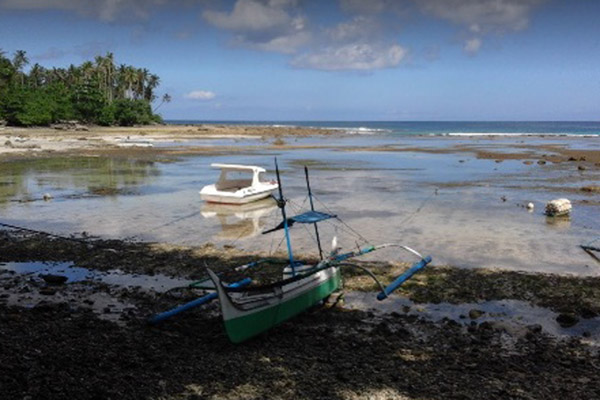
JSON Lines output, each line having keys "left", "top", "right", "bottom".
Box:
{"left": 1, "top": 124, "right": 600, "bottom": 165}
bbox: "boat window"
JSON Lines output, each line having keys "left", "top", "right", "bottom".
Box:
{"left": 216, "top": 170, "right": 253, "bottom": 191}
{"left": 222, "top": 171, "right": 252, "bottom": 181}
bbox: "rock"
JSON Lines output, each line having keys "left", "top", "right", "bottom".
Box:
{"left": 578, "top": 165, "right": 586, "bottom": 171}
{"left": 523, "top": 161, "right": 533, "bottom": 165}
{"left": 43, "top": 193, "right": 53, "bottom": 201}
{"left": 468, "top": 309, "right": 485, "bottom": 319}
{"left": 527, "top": 324, "right": 543, "bottom": 334}
{"left": 581, "top": 186, "right": 600, "bottom": 193}
{"left": 40, "top": 274, "right": 67, "bottom": 285}
{"left": 579, "top": 307, "right": 598, "bottom": 319}
{"left": 39, "top": 288, "right": 57, "bottom": 296}
{"left": 545, "top": 198, "right": 571, "bottom": 216}
{"left": 4, "top": 140, "right": 12, "bottom": 147}
{"left": 568, "top": 157, "right": 577, "bottom": 161}
{"left": 556, "top": 313, "right": 579, "bottom": 328}
{"left": 501, "top": 196, "right": 507, "bottom": 202}
{"left": 495, "top": 159, "right": 503, "bottom": 163}
{"left": 537, "top": 160, "right": 546, "bottom": 165}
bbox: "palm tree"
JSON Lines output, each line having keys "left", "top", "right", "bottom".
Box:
{"left": 153, "top": 93, "right": 171, "bottom": 112}
{"left": 123, "top": 66, "right": 138, "bottom": 99}
{"left": 81, "top": 61, "right": 94, "bottom": 83}
{"left": 144, "top": 74, "right": 160, "bottom": 101}
{"left": 102, "top": 52, "right": 115, "bottom": 102}
{"left": 12, "top": 50, "right": 29, "bottom": 86}
{"left": 115, "top": 64, "right": 128, "bottom": 99}
{"left": 135, "top": 68, "right": 149, "bottom": 100}
{"left": 28, "top": 63, "right": 46, "bottom": 87}
{"left": 0, "top": 48, "right": 16, "bottom": 88}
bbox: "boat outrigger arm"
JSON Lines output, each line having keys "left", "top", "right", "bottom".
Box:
{"left": 149, "top": 159, "right": 432, "bottom": 343}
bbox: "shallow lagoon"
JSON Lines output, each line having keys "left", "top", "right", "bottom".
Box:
{"left": 1, "top": 135, "right": 598, "bottom": 276}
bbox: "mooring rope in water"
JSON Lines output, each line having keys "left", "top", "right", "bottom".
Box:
{"left": 123, "top": 209, "right": 203, "bottom": 242}
{"left": 395, "top": 187, "right": 439, "bottom": 228}
{"left": 0, "top": 221, "right": 102, "bottom": 247}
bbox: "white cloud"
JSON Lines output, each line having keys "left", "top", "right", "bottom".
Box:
{"left": 463, "top": 38, "right": 482, "bottom": 54}
{"left": 291, "top": 43, "right": 406, "bottom": 71}
{"left": 203, "top": 0, "right": 294, "bottom": 31}
{"left": 185, "top": 90, "right": 216, "bottom": 100}
{"left": 0, "top": 0, "right": 168, "bottom": 22}
{"left": 417, "top": 0, "right": 546, "bottom": 34}
{"left": 327, "top": 16, "right": 377, "bottom": 42}
{"left": 415, "top": 0, "right": 545, "bottom": 54}
{"left": 202, "top": 0, "right": 309, "bottom": 53}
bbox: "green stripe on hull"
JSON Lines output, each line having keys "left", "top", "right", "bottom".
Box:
{"left": 224, "top": 271, "right": 341, "bottom": 343}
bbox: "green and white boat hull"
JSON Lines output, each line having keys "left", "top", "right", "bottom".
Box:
{"left": 207, "top": 266, "right": 341, "bottom": 343}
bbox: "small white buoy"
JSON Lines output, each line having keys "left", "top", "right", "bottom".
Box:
{"left": 526, "top": 202, "right": 534, "bottom": 211}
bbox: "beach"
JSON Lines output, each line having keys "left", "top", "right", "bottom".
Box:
{"left": 1, "top": 123, "right": 600, "bottom": 399}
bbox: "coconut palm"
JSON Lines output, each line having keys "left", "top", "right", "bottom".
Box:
{"left": 12, "top": 50, "right": 29, "bottom": 86}
{"left": 153, "top": 93, "right": 171, "bottom": 112}
{"left": 28, "top": 63, "right": 46, "bottom": 87}
{"left": 145, "top": 74, "right": 160, "bottom": 101}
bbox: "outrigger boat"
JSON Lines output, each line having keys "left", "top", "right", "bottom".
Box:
{"left": 151, "top": 159, "right": 432, "bottom": 343}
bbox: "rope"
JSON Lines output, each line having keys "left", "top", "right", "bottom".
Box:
{"left": 396, "top": 188, "right": 438, "bottom": 228}
{"left": 312, "top": 195, "right": 371, "bottom": 244}
{"left": 123, "top": 209, "right": 203, "bottom": 242}
{"left": 0, "top": 221, "right": 106, "bottom": 248}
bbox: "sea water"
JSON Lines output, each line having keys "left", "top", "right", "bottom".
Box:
{"left": 0, "top": 129, "right": 598, "bottom": 276}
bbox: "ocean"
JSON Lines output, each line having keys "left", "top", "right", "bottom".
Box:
{"left": 165, "top": 120, "right": 600, "bottom": 137}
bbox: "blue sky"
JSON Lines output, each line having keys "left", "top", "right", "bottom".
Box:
{"left": 0, "top": 0, "right": 598, "bottom": 121}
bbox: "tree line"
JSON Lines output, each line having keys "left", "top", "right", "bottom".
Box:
{"left": 0, "top": 50, "right": 171, "bottom": 126}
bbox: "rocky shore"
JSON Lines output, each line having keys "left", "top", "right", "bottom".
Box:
{"left": 2, "top": 228, "right": 600, "bottom": 400}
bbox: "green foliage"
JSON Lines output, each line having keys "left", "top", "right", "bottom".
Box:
{"left": 112, "top": 99, "right": 154, "bottom": 126}
{"left": 72, "top": 81, "right": 106, "bottom": 123}
{"left": 0, "top": 49, "right": 165, "bottom": 126}
{"left": 98, "top": 104, "right": 116, "bottom": 126}
{"left": 1, "top": 87, "right": 52, "bottom": 126}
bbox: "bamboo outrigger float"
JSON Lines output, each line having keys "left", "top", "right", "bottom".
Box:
{"left": 150, "top": 159, "right": 432, "bottom": 343}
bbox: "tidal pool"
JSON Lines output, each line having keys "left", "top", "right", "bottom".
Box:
{"left": 0, "top": 136, "right": 598, "bottom": 276}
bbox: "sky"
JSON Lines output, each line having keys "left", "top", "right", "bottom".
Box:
{"left": 0, "top": 0, "right": 599, "bottom": 121}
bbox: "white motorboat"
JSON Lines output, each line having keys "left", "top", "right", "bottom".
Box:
{"left": 199, "top": 163, "right": 278, "bottom": 204}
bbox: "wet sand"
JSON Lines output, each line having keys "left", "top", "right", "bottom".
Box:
{"left": 0, "top": 124, "right": 335, "bottom": 159}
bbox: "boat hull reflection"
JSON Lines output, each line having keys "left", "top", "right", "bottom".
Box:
{"left": 201, "top": 198, "right": 278, "bottom": 240}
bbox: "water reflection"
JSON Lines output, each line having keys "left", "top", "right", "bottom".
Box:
{"left": 201, "top": 198, "right": 278, "bottom": 240}
{"left": 0, "top": 157, "right": 160, "bottom": 203}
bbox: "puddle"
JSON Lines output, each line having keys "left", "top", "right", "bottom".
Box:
{"left": 343, "top": 291, "right": 600, "bottom": 342}
{"left": 0, "top": 261, "right": 195, "bottom": 324}
{"left": 0, "top": 261, "right": 193, "bottom": 292}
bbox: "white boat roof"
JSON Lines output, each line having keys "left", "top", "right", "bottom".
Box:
{"left": 210, "top": 163, "right": 266, "bottom": 173}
